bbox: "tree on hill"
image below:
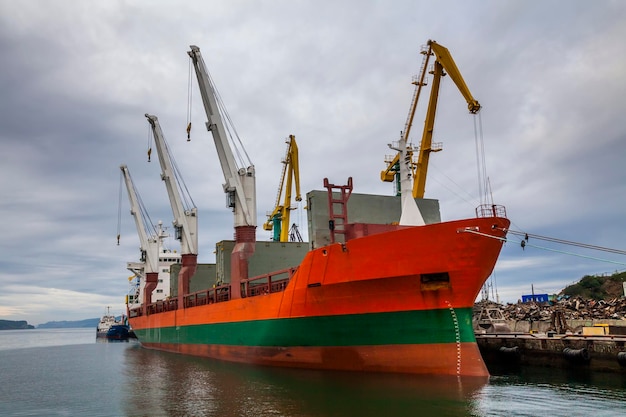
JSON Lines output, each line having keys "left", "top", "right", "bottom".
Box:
{"left": 561, "top": 271, "right": 626, "bottom": 300}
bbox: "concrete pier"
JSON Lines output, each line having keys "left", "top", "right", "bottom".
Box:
{"left": 476, "top": 332, "right": 626, "bottom": 373}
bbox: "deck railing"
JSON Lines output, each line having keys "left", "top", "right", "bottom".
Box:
{"left": 128, "top": 266, "right": 298, "bottom": 318}
{"left": 475, "top": 204, "right": 507, "bottom": 219}
{"left": 241, "top": 267, "right": 296, "bottom": 298}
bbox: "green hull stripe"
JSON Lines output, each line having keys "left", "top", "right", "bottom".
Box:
{"left": 135, "top": 308, "right": 475, "bottom": 347}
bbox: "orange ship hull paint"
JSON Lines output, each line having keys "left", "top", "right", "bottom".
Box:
{"left": 130, "top": 216, "right": 509, "bottom": 377}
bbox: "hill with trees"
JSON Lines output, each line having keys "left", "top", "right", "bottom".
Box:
{"left": 560, "top": 271, "right": 626, "bottom": 300}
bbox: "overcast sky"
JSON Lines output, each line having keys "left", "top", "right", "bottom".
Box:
{"left": 1, "top": 0, "right": 625, "bottom": 325}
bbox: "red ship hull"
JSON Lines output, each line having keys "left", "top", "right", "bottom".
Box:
{"left": 129, "top": 215, "right": 509, "bottom": 377}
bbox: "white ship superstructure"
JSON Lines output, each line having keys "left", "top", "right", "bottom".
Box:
{"left": 127, "top": 247, "right": 181, "bottom": 308}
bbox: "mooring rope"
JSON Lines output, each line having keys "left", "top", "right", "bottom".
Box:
{"left": 515, "top": 241, "right": 626, "bottom": 266}
{"left": 460, "top": 228, "right": 626, "bottom": 266}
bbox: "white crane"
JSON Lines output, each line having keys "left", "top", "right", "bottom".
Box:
{"left": 119, "top": 164, "right": 166, "bottom": 312}
{"left": 146, "top": 114, "right": 198, "bottom": 255}
{"left": 145, "top": 114, "right": 198, "bottom": 301}
{"left": 187, "top": 45, "right": 256, "bottom": 228}
{"left": 187, "top": 45, "right": 256, "bottom": 298}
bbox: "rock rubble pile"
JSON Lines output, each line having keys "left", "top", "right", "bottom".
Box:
{"left": 475, "top": 296, "right": 626, "bottom": 322}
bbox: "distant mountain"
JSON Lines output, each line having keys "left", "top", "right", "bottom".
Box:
{"left": 0, "top": 319, "right": 35, "bottom": 330}
{"left": 37, "top": 318, "right": 100, "bottom": 329}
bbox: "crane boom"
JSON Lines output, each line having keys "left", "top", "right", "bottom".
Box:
{"left": 263, "top": 135, "right": 302, "bottom": 242}
{"left": 381, "top": 39, "right": 481, "bottom": 199}
{"left": 119, "top": 164, "right": 160, "bottom": 274}
{"left": 145, "top": 114, "right": 198, "bottom": 255}
{"left": 412, "top": 39, "right": 480, "bottom": 198}
{"left": 428, "top": 41, "right": 481, "bottom": 114}
{"left": 187, "top": 45, "right": 256, "bottom": 228}
{"left": 119, "top": 164, "right": 163, "bottom": 310}
{"left": 380, "top": 44, "right": 433, "bottom": 195}
{"left": 187, "top": 44, "right": 257, "bottom": 298}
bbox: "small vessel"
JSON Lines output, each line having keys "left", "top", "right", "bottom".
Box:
{"left": 106, "top": 324, "right": 131, "bottom": 341}
{"left": 95, "top": 307, "right": 118, "bottom": 338}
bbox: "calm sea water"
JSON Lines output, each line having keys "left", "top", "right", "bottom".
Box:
{"left": 0, "top": 328, "right": 625, "bottom": 417}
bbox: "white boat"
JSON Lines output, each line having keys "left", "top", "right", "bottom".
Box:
{"left": 96, "top": 307, "right": 119, "bottom": 338}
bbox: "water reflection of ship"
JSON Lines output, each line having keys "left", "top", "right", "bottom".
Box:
{"left": 122, "top": 346, "right": 488, "bottom": 416}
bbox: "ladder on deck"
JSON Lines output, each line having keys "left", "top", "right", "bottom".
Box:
{"left": 323, "top": 177, "right": 353, "bottom": 244}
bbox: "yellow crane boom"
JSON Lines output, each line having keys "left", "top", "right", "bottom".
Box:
{"left": 381, "top": 39, "right": 481, "bottom": 198}
{"left": 263, "top": 135, "right": 302, "bottom": 242}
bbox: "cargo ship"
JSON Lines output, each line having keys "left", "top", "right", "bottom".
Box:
{"left": 126, "top": 43, "right": 510, "bottom": 377}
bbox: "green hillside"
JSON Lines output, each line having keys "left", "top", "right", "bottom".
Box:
{"left": 561, "top": 271, "right": 626, "bottom": 300}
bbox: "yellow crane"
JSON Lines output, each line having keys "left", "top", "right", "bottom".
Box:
{"left": 381, "top": 39, "right": 481, "bottom": 198}
{"left": 263, "top": 135, "right": 302, "bottom": 242}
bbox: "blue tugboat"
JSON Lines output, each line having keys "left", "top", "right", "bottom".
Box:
{"left": 106, "top": 324, "right": 130, "bottom": 341}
